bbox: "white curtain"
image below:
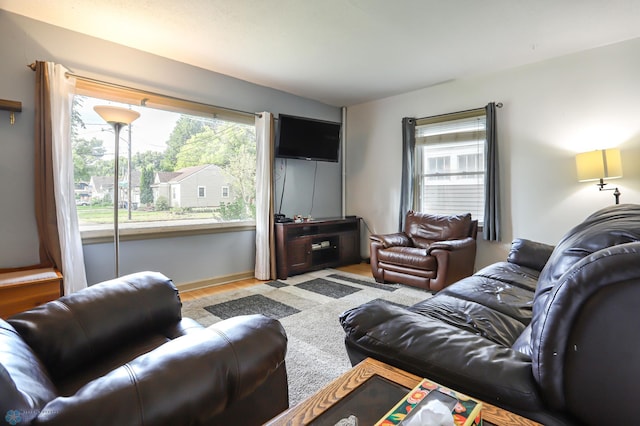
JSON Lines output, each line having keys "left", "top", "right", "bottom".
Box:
{"left": 48, "top": 63, "right": 88, "bottom": 293}
{"left": 255, "top": 112, "right": 276, "bottom": 280}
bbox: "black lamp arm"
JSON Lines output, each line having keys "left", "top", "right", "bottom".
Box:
{"left": 597, "top": 178, "right": 621, "bottom": 204}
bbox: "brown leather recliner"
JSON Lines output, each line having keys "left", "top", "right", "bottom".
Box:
{"left": 370, "top": 211, "right": 478, "bottom": 291}
{"left": 0, "top": 271, "right": 288, "bottom": 425}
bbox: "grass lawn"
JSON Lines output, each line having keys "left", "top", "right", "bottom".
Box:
{"left": 77, "top": 206, "right": 216, "bottom": 225}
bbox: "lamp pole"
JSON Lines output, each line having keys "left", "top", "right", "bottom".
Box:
{"left": 128, "top": 125, "right": 132, "bottom": 220}
{"left": 94, "top": 106, "right": 140, "bottom": 277}
{"left": 113, "top": 122, "right": 124, "bottom": 277}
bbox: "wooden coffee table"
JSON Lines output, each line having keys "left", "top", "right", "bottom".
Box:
{"left": 266, "top": 358, "right": 541, "bottom": 426}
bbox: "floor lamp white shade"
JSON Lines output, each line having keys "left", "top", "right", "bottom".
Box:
{"left": 94, "top": 106, "right": 140, "bottom": 277}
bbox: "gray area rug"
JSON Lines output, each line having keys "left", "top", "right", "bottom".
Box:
{"left": 204, "top": 293, "right": 301, "bottom": 320}
{"left": 181, "top": 269, "right": 431, "bottom": 406}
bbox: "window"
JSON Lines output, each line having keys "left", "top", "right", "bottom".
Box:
{"left": 414, "top": 110, "right": 486, "bottom": 224}
{"left": 72, "top": 79, "right": 257, "bottom": 240}
{"left": 221, "top": 186, "right": 230, "bottom": 198}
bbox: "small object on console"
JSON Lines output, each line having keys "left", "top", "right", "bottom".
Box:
{"left": 274, "top": 214, "right": 293, "bottom": 223}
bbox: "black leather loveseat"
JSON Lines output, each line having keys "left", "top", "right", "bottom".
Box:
{"left": 340, "top": 204, "right": 640, "bottom": 425}
{"left": 1, "top": 271, "right": 288, "bottom": 426}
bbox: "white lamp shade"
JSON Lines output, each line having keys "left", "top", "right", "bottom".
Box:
{"left": 94, "top": 105, "right": 140, "bottom": 125}
{"left": 576, "top": 149, "right": 622, "bottom": 182}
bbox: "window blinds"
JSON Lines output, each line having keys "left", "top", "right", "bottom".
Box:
{"left": 414, "top": 109, "right": 487, "bottom": 223}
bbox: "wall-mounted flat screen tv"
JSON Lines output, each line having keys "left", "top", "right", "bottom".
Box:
{"left": 275, "top": 114, "right": 341, "bottom": 162}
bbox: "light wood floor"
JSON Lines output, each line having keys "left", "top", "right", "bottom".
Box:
{"left": 180, "top": 262, "right": 373, "bottom": 302}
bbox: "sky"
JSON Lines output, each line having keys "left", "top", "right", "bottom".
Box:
{"left": 77, "top": 95, "right": 180, "bottom": 157}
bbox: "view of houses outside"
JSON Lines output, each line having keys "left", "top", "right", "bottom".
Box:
{"left": 72, "top": 95, "right": 257, "bottom": 230}
{"left": 415, "top": 114, "right": 486, "bottom": 224}
{"left": 418, "top": 141, "right": 485, "bottom": 223}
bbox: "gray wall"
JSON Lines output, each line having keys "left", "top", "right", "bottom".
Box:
{"left": 274, "top": 156, "right": 342, "bottom": 219}
{"left": 0, "top": 10, "right": 342, "bottom": 285}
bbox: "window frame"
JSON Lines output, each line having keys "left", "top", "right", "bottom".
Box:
{"left": 73, "top": 77, "right": 258, "bottom": 244}
{"left": 413, "top": 109, "right": 486, "bottom": 225}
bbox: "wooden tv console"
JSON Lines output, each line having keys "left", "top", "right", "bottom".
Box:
{"left": 275, "top": 217, "right": 360, "bottom": 279}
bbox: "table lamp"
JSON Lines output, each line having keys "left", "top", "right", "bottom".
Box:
{"left": 575, "top": 148, "right": 623, "bottom": 204}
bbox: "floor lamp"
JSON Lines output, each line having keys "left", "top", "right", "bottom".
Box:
{"left": 94, "top": 106, "right": 140, "bottom": 277}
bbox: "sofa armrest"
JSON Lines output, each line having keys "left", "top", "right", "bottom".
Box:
{"left": 507, "top": 238, "right": 555, "bottom": 272}
{"left": 35, "top": 315, "right": 288, "bottom": 426}
{"left": 427, "top": 237, "right": 477, "bottom": 290}
{"left": 426, "top": 237, "right": 475, "bottom": 254}
{"left": 370, "top": 232, "right": 411, "bottom": 248}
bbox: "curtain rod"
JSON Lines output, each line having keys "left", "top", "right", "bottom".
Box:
{"left": 414, "top": 102, "right": 502, "bottom": 122}
{"left": 28, "top": 62, "right": 261, "bottom": 118}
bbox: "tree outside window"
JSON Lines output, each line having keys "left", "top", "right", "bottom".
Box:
{"left": 71, "top": 94, "right": 257, "bottom": 232}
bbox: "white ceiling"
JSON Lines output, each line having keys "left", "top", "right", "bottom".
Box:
{"left": 3, "top": 0, "right": 640, "bottom": 106}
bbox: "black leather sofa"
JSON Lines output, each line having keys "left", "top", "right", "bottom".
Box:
{"left": 0, "top": 271, "right": 288, "bottom": 426}
{"left": 340, "top": 204, "right": 640, "bottom": 425}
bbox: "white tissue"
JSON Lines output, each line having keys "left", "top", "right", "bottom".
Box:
{"left": 401, "top": 399, "right": 455, "bottom": 426}
{"left": 334, "top": 414, "right": 358, "bottom": 426}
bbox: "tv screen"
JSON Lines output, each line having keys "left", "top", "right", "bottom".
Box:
{"left": 275, "top": 114, "right": 341, "bottom": 162}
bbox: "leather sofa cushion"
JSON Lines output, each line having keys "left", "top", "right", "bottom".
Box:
{"left": 474, "top": 261, "right": 540, "bottom": 292}
{"left": 507, "top": 239, "right": 555, "bottom": 272}
{"left": 377, "top": 246, "right": 437, "bottom": 270}
{"left": 439, "top": 274, "right": 535, "bottom": 326}
{"left": 8, "top": 271, "right": 182, "bottom": 381}
{"left": 405, "top": 211, "right": 472, "bottom": 248}
{"left": 409, "top": 294, "right": 528, "bottom": 347}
